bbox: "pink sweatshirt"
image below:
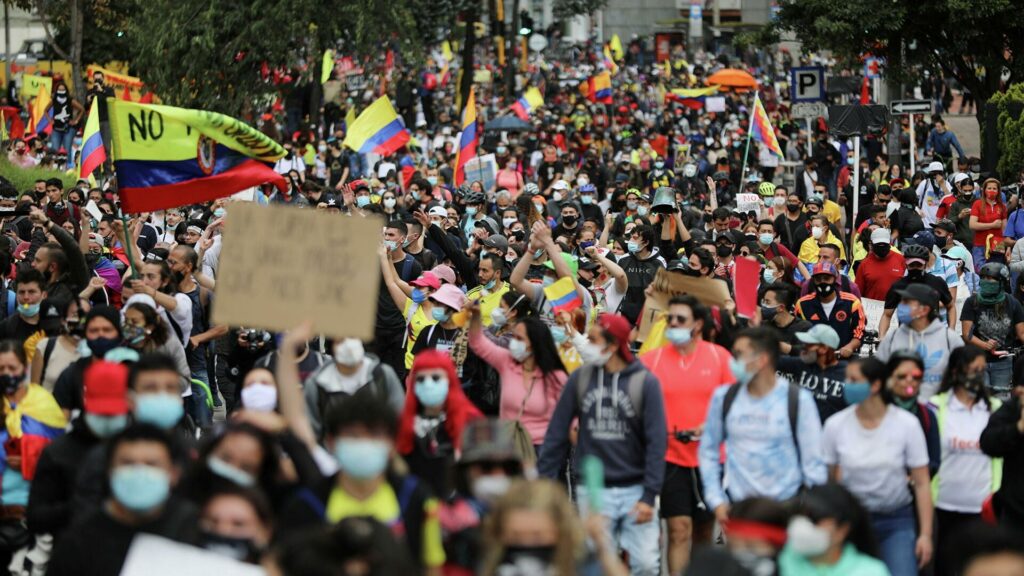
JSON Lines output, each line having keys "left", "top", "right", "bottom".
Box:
{"left": 469, "top": 329, "right": 567, "bottom": 445}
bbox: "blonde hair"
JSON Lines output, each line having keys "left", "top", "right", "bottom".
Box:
{"left": 480, "top": 479, "right": 585, "bottom": 576}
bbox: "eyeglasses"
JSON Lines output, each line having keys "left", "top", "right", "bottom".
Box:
{"left": 665, "top": 314, "right": 691, "bottom": 324}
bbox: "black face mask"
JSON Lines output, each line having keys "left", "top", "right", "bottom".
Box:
{"left": 935, "top": 234, "right": 950, "bottom": 248}
{"left": 682, "top": 267, "right": 703, "bottom": 277}
{"left": 201, "top": 531, "right": 261, "bottom": 564}
{"left": 872, "top": 244, "right": 891, "bottom": 259}
{"left": 760, "top": 304, "right": 780, "bottom": 323}
{"left": 561, "top": 215, "right": 578, "bottom": 226}
{"left": 716, "top": 245, "right": 733, "bottom": 259}
{"left": 814, "top": 283, "right": 835, "bottom": 298}
{"left": 786, "top": 203, "right": 801, "bottom": 213}
{"left": 0, "top": 373, "right": 22, "bottom": 396}
{"left": 85, "top": 252, "right": 101, "bottom": 267}
{"left": 907, "top": 268, "right": 925, "bottom": 281}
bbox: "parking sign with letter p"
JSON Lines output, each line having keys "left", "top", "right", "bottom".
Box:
{"left": 791, "top": 67, "right": 825, "bottom": 103}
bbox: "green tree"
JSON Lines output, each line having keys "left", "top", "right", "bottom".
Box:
{"left": 766, "top": 0, "right": 1024, "bottom": 126}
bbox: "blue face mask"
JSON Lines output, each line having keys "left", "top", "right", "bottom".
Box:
{"left": 483, "top": 279, "right": 496, "bottom": 290}
{"left": 665, "top": 327, "right": 692, "bottom": 346}
{"left": 550, "top": 325, "right": 567, "bottom": 344}
{"left": 123, "top": 324, "right": 147, "bottom": 346}
{"left": 627, "top": 240, "right": 641, "bottom": 254}
{"left": 84, "top": 413, "right": 127, "bottom": 439}
{"left": 414, "top": 375, "right": 449, "bottom": 407}
{"left": 207, "top": 455, "right": 256, "bottom": 487}
{"left": 383, "top": 240, "right": 398, "bottom": 251}
{"left": 427, "top": 176, "right": 438, "bottom": 186}
{"left": 581, "top": 195, "right": 593, "bottom": 205}
{"left": 134, "top": 394, "right": 185, "bottom": 429}
{"left": 110, "top": 465, "right": 170, "bottom": 512}
{"left": 334, "top": 438, "right": 390, "bottom": 479}
{"left": 758, "top": 233, "right": 774, "bottom": 245}
{"left": 465, "top": 206, "right": 478, "bottom": 216}
{"left": 356, "top": 195, "right": 371, "bottom": 208}
{"left": 637, "top": 206, "right": 649, "bottom": 217}
{"left": 86, "top": 337, "right": 120, "bottom": 358}
{"left": 213, "top": 208, "right": 226, "bottom": 218}
{"left": 411, "top": 288, "right": 427, "bottom": 304}
{"left": 411, "top": 190, "right": 421, "bottom": 201}
{"left": 843, "top": 381, "right": 872, "bottom": 405}
{"left": 431, "top": 307, "right": 451, "bottom": 322}
{"left": 762, "top": 269, "right": 776, "bottom": 284}
{"left": 896, "top": 303, "right": 914, "bottom": 325}
{"left": 17, "top": 302, "right": 40, "bottom": 318}
{"left": 729, "top": 356, "right": 755, "bottom": 385}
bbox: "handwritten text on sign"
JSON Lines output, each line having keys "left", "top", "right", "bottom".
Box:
{"left": 212, "top": 203, "right": 383, "bottom": 340}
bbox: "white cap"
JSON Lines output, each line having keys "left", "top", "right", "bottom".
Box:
{"left": 953, "top": 172, "right": 971, "bottom": 185}
{"left": 552, "top": 180, "right": 570, "bottom": 191}
{"left": 427, "top": 206, "right": 448, "bottom": 218}
{"left": 926, "top": 161, "right": 944, "bottom": 174}
{"left": 870, "top": 228, "right": 891, "bottom": 244}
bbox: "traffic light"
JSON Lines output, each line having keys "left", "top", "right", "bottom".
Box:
{"left": 519, "top": 10, "right": 533, "bottom": 35}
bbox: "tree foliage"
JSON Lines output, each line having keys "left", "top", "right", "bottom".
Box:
{"left": 990, "top": 83, "right": 1024, "bottom": 180}
{"left": 766, "top": 0, "right": 1024, "bottom": 107}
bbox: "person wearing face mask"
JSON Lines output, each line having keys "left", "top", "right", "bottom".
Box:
{"left": 878, "top": 243, "right": 954, "bottom": 338}
{"left": 301, "top": 333, "right": 403, "bottom": 439}
{"left": 774, "top": 192, "right": 810, "bottom": 255}
{"left": 797, "top": 214, "right": 846, "bottom": 269}
{"left": 552, "top": 202, "right": 582, "bottom": 241}
{"left": 928, "top": 346, "right": 1001, "bottom": 576}
{"left": 777, "top": 483, "right": 889, "bottom": 576}
{"left": 27, "top": 361, "right": 125, "bottom": 546}
{"left": 277, "top": 394, "right": 446, "bottom": 573}
{"left": 52, "top": 306, "right": 125, "bottom": 418}
{"left": 615, "top": 224, "right": 667, "bottom": 325}
{"left": 0, "top": 268, "right": 48, "bottom": 348}
{"left": 121, "top": 300, "right": 191, "bottom": 379}
{"left": 198, "top": 488, "right": 272, "bottom": 564}
{"left": 273, "top": 140, "right": 306, "bottom": 176}
{"left": 755, "top": 219, "right": 808, "bottom": 282}
{"left": 7, "top": 139, "right": 39, "bottom": 168}
{"left": 29, "top": 298, "right": 82, "bottom": 393}
{"left": 794, "top": 262, "right": 865, "bottom": 359}
{"left": 646, "top": 155, "right": 674, "bottom": 189}
{"left": 640, "top": 296, "right": 732, "bottom": 573}
{"left": 876, "top": 284, "right": 964, "bottom": 399}
{"left": 855, "top": 227, "right": 907, "bottom": 300}
{"left": 777, "top": 324, "right": 849, "bottom": 422}
{"left": 496, "top": 157, "right": 524, "bottom": 197}
{"left": 373, "top": 220, "right": 423, "bottom": 379}
{"left": 960, "top": 262, "right": 1024, "bottom": 401}
{"left": 757, "top": 283, "right": 813, "bottom": 355}
{"left": 690, "top": 497, "right": 790, "bottom": 576}
{"left": 396, "top": 350, "right": 482, "bottom": 497}
{"left": 46, "top": 425, "right": 200, "bottom": 576}
{"left": 822, "top": 355, "right": 935, "bottom": 575}
{"left": 466, "top": 253, "right": 510, "bottom": 329}
{"left": 699, "top": 328, "right": 826, "bottom": 527}
{"left": 411, "top": 284, "right": 488, "bottom": 393}
{"left": 486, "top": 292, "right": 532, "bottom": 348}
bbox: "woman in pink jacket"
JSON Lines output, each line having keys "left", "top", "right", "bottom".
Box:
{"left": 467, "top": 301, "right": 567, "bottom": 450}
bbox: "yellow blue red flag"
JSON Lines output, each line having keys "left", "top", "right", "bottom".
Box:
{"left": 342, "top": 95, "right": 410, "bottom": 156}
{"left": 543, "top": 276, "right": 582, "bottom": 313}
{"left": 511, "top": 87, "right": 544, "bottom": 120}
{"left": 454, "top": 87, "right": 479, "bottom": 186}
{"left": 80, "top": 98, "right": 106, "bottom": 179}
{"left": 108, "top": 99, "right": 286, "bottom": 213}
{"left": 28, "top": 85, "right": 52, "bottom": 136}
{"left": 587, "top": 71, "right": 612, "bottom": 104}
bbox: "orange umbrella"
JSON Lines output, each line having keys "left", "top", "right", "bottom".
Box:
{"left": 705, "top": 69, "right": 759, "bottom": 92}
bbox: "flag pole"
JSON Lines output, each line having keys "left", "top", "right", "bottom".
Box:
{"left": 106, "top": 96, "right": 140, "bottom": 280}
{"left": 740, "top": 92, "right": 756, "bottom": 184}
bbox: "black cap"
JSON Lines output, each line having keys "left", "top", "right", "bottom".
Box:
{"left": 666, "top": 259, "right": 691, "bottom": 273}
{"left": 933, "top": 219, "right": 956, "bottom": 234}
{"left": 895, "top": 284, "right": 939, "bottom": 310}
{"left": 578, "top": 257, "right": 599, "bottom": 271}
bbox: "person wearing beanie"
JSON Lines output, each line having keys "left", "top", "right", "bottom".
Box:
{"left": 538, "top": 313, "right": 667, "bottom": 576}
{"left": 52, "top": 305, "right": 124, "bottom": 418}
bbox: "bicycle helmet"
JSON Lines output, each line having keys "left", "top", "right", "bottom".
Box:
{"left": 901, "top": 244, "right": 930, "bottom": 262}
{"left": 758, "top": 181, "right": 777, "bottom": 197}
{"left": 456, "top": 183, "right": 473, "bottom": 198}
{"left": 979, "top": 262, "right": 1010, "bottom": 281}
{"left": 579, "top": 183, "right": 597, "bottom": 194}
{"left": 523, "top": 182, "right": 540, "bottom": 196}
{"left": 463, "top": 190, "right": 485, "bottom": 205}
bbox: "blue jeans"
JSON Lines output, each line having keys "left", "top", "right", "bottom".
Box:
{"left": 49, "top": 128, "right": 75, "bottom": 168}
{"left": 871, "top": 505, "right": 917, "bottom": 576}
{"left": 987, "top": 356, "right": 1013, "bottom": 401}
{"left": 186, "top": 368, "right": 213, "bottom": 429}
{"left": 578, "top": 485, "right": 660, "bottom": 576}
{"left": 972, "top": 246, "right": 987, "bottom": 273}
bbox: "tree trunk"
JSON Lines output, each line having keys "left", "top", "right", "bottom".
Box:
{"left": 70, "top": 0, "right": 85, "bottom": 98}
{"left": 459, "top": 4, "right": 477, "bottom": 109}
{"left": 506, "top": 0, "right": 519, "bottom": 100}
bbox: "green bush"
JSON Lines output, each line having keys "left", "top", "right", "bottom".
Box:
{"left": 0, "top": 156, "right": 78, "bottom": 195}
{"left": 991, "top": 83, "right": 1024, "bottom": 181}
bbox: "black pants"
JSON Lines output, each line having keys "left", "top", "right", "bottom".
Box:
{"left": 212, "top": 353, "right": 238, "bottom": 413}
{"left": 370, "top": 331, "right": 406, "bottom": 383}
{"left": 935, "top": 508, "right": 979, "bottom": 576}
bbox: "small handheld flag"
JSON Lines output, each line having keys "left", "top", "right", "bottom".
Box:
{"left": 321, "top": 49, "right": 334, "bottom": 84}
{"left": 750, "top": 93, "right": 783, "bottom": 158}
{"left": 108, "top": 100, "right": 287, "bottom": 213}
{"left": 79, "top": 98, "right": 106, "bottom": 179}
{"left": 342, "top": 95, "right": 410, "bottom": 156}
{"left": 543, "top": 276, "right": 582, "bottom": 313}
{"left": 510, "top": 87, "right": 544, "bottom": 120}
{"left": 28, "top": 85, "right": 52, "bottom": 136}
{"left": 454, "top": 87, "right": 479, "bottom": 186}
{"left": 665, "top": 86, "right": 720, "bottom": 110}
{"left": 587, "top": 71, "right": 613, "bottom": 104}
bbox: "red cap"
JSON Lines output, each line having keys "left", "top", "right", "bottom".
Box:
{"left": 83, "top": 361, "right": 129, "bottom": 416}
{"left": 597, "top": 313, "right": 634, "bottom": 363}
{"left": 410, "top": 271, "right": 441, "bottom": 290}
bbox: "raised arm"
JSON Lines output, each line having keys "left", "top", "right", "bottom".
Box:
{"left": 275, "top": 321, "right": 318, "bottom": 448}
{"left": 379, "top": 243, "right": 410, "bottom": 310}
{"left": 588, "top": 246, "right": 628, "bottom": 294}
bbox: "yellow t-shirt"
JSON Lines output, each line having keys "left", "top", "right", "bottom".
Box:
{"left": 403, "top": 300, "right": 436, "bottom": 369}
{"left": 557, "top": 343, "right": 582, "bottom": 374}
{"left": 326, "top": 483, "right": 445, "bottom": 568}
{"left": 466, "top": 281, "right": 510, "bottom": 328}
{"left": 822, "top": 200, "right": 842, "bottom": 225}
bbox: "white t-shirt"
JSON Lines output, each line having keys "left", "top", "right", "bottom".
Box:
{"left": 600, "top": 277, "right": 625, "bottom": 316}
{"left": 821, "top": 297, "right": 837, "bottom": 319}
{"left": 164, "top": 293, "right": 193, "bottom": 347}
{"left": 823, "top": 404, "right": 929, "bottom": 513}
{"left": 934, "top": 394, "right": 995, "bottom": 513}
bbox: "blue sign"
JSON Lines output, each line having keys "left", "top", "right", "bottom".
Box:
{"left": 690, "top": 4, "right": 702, "bottom": 19}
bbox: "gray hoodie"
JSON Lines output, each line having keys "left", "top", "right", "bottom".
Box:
{"left": 876, "top": 318, "right": 964, "bottom": 398}
{"left": 302, "top": 353, "right": 404, "bottom": 437}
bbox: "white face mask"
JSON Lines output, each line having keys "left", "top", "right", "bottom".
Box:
{"left": 787, "top": 516, "right": 832, "bottom": 558}
{"left": 579, "top": 341, "right": 612, "bottom": 365}
{"left": 811, "top": 226, "right": 824, "bottom": 239}
{"left": 240, "top": 382, "right": 277, "bottom": 412}
{"left": 333, "top": 338, "right": 365, "bottom": 366}
{"left": 508, "top": 339, "right": 530, "bottom": 362}
{"left": 471, "top": 475, "right": 511, "bottom": 504}
{"left": 384, "top": 198, "right": 397, "bottom": 208}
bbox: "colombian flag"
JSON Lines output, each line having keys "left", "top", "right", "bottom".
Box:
{"left": 453, "top": 87, "right": 479, "bottom": 186}
{"left": 603, "top": 45, "right": 619, "bottom": 75}
{"left": 665, "top": 86, "right": 720, "bottom": 110}
{"left": 750, "top": 93, "right": 783, "bottom": 158}
{"left": 28, "top": 85, "right": 52, "bottom": 136}
{"left": 342, "top": 95, "right": 410, "bottom": 156}
{"left": 108, "top": 99, "right": 287, "bottom": 213}
{"left": 80, "top": 98, "right": 106, "bottom": 179}
{"left": 1, "top": 384, "right": 65, "bottom": 482}
{"left": 543, "top": 276, "right": 582, "bottom": 313}
{"left": 511, "top": 87, "right": 544, "bottom": 120}
{"left": 587, "top": 71, "right": 613, "bottom": 104}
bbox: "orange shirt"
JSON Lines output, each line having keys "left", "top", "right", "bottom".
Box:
{"left": 640, "top": 340, "right": 734, "bottom": 467}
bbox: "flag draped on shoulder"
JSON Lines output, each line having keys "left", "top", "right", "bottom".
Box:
{"left": 342, "top": 95, "right": 410, "bottom": 156}
{"left": 28, "top": 86, "right": 52, "bottom": 136}
{"left": 750, "top": 93, "right": 783, "bottom": 158}
{"left": 80, "top": 98, "right": 106, "bottom": 179}
{"left": 511, "top": 87, "right": 544, "bottom": 120}
{"left": 108, "top": 99, "right": 287, "bottom": 213}
{"left": 587, "top": 71, "right": 612, "bottom": 104}
{"left": 453, "top": 87, "right": 479, "bottom": 186}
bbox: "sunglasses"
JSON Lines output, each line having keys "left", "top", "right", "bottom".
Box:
{"left": 415, "top": 374, "right": 447, "bottom": 386}
{"left": 665, "top": 314, "right": 691, "bottom": 324}
{"left": 895, "top": 371, "right": 923, "bottom": 381}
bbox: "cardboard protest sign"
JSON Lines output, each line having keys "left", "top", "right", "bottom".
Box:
{"left": 736, "top": 193, "right": 761, "bottom": 215}
{"left": 637, "top": 269, "right": 731, "bottom": 341}
{"left": 860, "top": 297, "right": 897, "bottom": 333}
{"left": 121, "top": 534, "right": 263, "bottom": 576}
{"left": 212, "top": 203, "right": 382, "bottom": 340}
{"left": 464, "top": 153, "right": 497, "bottom": 193}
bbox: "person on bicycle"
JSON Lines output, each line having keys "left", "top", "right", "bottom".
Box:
{"left": 960, "top": 262, "right": 1024, "bottom": 401}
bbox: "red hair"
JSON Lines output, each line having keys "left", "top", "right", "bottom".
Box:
{"left": 396, "top": 350, "right": 483, "bottom": 455}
